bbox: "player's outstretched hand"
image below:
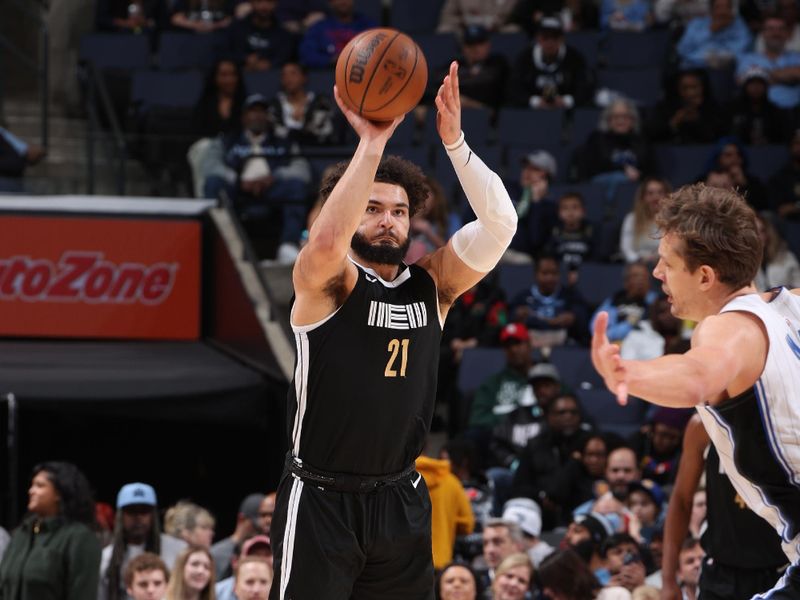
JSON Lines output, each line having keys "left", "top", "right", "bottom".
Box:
{"left": 435, "top": 61, "right": 461, "bottom": 146}
{"left": 591, "top": 311, "right": 629, "bottom": 405}
{"left": 333, "top": 84, "right": 404, "bottom": 144}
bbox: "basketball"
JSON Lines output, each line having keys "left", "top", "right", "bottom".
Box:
{"left": 335, "top": 28, "right": 428, "bottom": 122}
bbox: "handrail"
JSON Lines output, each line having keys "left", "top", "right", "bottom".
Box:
{"left": 0, "top": 0, "right": 49, "bottom": 148}
{"left": 83, "top": 61, "right": 127, "bottom": 195}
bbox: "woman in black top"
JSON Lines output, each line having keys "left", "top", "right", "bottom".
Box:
{"left": 192, "top": 58, "right": 246, "bottom": 139}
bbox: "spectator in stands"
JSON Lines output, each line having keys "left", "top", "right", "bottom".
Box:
{"left": 256, "top": 493, "right": 275, "bottom": 539}
{"left": 507, "top": 15, "right": 594, "bottom": 110}
{"left": 512, "top": 393, "right": 590, "bottom": 528}
{"left": 210, "top": 93, "right": 311, "bottom": 262}
{"left": 755, "top": 213, "right": 800, "bottom": 289}
{"left": 737, "top": 15, "right": 800, "bottom": 110}
{"left": 564, "top": 512, "right": 615, "bottom": 572}
{"left": 574, "top": 98, "right": 654, "bottom": 184}
{"left": 676, "top": 0, "right": 751, "bottom": 69}
{"left": 574, "top": 446, "right": 641, "bottom": 521}
{"left": 124, "top": 553, "right": 169, "bottom": 600}
{"left": 620, "top": 296, "right": 683, "bottom": 361}
{"left": 0, "top": 126, "right": 46, "bottom": 192}
{"left": 491, "top": 553, "right": 534, "bottom": 600}
{"left": 675, "top": 538, "right": 704, "bottom": 600}
{"left": 437, "top": 0, "right": 519, "bottom": 32}
{"left": 0, "top": 462, "right": 101, "bottom": 600}
{"left": 546, "top": 191, "right": 596, "bottom": 280}
{"left": 298, "top": 0, "right": 375, "bottom": 68}
{"left": 100, "top": 483, "right": 187, "bottom": 600}
{"left": 171, "top": 0, "right": 234, "bottom": 32}
{"left": 768, "top": 128, "right": 800, "bottom": 218}
{"left": 232, "top": 556, "right": 272, "bottom": 600}
{"left": 546, "top": 434, "right": 610, "bottom": 518}
{"left": 646, "top": 69, "right": 730, "bottom": 144}
{"left": 406, "top": 176, "right": 456, "bottom": 264}
{"left": 600, "top": 0, "right": 652, "bottom": 31}
{"left": 702, "top": 137, "right": 769, "bottom": 210}
{"left": 653, "top": 0, "right": 709, "bottom": 28}
{"left": 589, "top": 262, "right": 657, "bottom": 344}
{"left": 266, "top": 62, "right": 337, "bottom": 145}
{"left": 215, "top": 535, "right": 271, "bottom": 600}
{"left": 502, "top": 497, "right": 555, "bottom": 567}
{"left": 164, "top": 545, "right": 215, "bottom": 600}
{"left": 703, "top": 166, "right": 734, "bottom": 188}
{"left": 229, "top": 0, "right": 294, "bottom": 72}
{"left": 193, "top": 59, "right": 246, "bottom": 139}
{"left": 476, "top": 519, "right": 526, "bottom": 585}
{"left": 626, "top": 480, "right": 665, "bottom": 544}
{"left": 507, "top": 150, "right": 559, "bottom": 261}
{"left": 437, "top": 562, "right": 481, "bottom": 600}
{"left": 448, "top": 25, "right": 510, "bottom": 114}
{"left": 164, "top": 501, "right": 216, "bottom": 548}
{"left": 276, "top": 0, "right": 326, "bottom": 34}
{"left": 619, "top": 177, "right": 670, "bottom": 265}
{"left": 537, "top": 549, "right": 605, "bottom": 600}
{"left": 599, "top": 533, "right": 646, "bottom": 590}
{"left": 728, "top": 66, "right": 791, "bottom": 145}
{"left": 510, "top": 254, "right": 590, "bottom": 347}
{"left": 416, "top": 453, "right": 475, "bottom": 569}
{"left": 441, "top": 439, "right": 494, "bottom": 529}
{"left": 754, "top": 0, "right": 800, "bottom": 53}
{"left": 96, "top": 0, "right": 165, "bottom": 32}
{"left": 507, "top": 0, "right": 599, "bottom": 33}
{"left": 210, "top": 493, "right": 264, "bottom": 580}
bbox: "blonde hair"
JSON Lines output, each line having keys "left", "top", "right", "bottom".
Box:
{"left": 164, "top": 501, "right": 215, "bottom": 543}
{"left": 632, "top": 177, "right": 671, "bottom": 242}
{"left": 164, "top": 546, "right": 216, "bottom": 600}
{"left": 494, "top": 552, "right": 534, "bottom": 583}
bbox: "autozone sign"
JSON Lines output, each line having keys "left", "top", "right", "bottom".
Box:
{"left": 0, "top": 215, "right": 200, "bottom": 339}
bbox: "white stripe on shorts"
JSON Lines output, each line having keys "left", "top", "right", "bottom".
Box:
{"left": 280, "top": 476, "right": 304, "bottom": 600}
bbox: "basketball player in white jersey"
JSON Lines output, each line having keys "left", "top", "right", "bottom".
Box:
{"left": 592, "top": 184, "right": 800, "bottom": 598}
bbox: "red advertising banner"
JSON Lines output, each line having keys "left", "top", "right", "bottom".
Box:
{"left": 0, "top": 215, "right": 201, "bottom": 339}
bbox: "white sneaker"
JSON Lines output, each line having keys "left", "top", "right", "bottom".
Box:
{"left": 276, "top": 242, "right": 299, "bottom": 264}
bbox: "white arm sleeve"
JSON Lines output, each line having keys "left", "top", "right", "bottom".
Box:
{"left": 445, "top": 131, "right": 517, "bottom": 272}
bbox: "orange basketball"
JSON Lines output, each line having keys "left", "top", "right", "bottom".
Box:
{"left": 335, "top": 28, "right": 428, "bottom": 122}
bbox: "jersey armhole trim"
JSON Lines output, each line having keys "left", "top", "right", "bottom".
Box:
{"left": 290, "top": 305, "right": 341, "bottom": 333}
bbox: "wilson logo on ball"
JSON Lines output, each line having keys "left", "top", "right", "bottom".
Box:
{"left": 348, "top": 31, "right": 388, "bottom": 84}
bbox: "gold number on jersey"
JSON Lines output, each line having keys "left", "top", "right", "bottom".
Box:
{"left": 385, "top": 338, "right": 410, "bottom": 377}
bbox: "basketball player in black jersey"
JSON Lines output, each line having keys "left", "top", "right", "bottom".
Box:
{"left": 268, "top": 62, "right": 517, "bottom": 600}
{"left": 662, "top": 415, "right": 786, "bottom": 600}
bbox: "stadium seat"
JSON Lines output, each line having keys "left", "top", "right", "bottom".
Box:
{"left": 568, "top": 107, "right": 602, "bottom": 150}
{"left": 386, "top": 145, "right": 432, "bottom": 171}
{"left": 566, "top": 31, "right": 603, "bottom": 69}
{"left": 457, "top": 347, "right": 506, "bottom": 398}
{"left": 414, "top": 33, "right": 459, "bottom": 72}
{"left": 654, "top": 144, "right": 713, "bottom": 186}
{"left": 157, "top": 31, "right": 222, "bottom": 70}
{"left": 79, "top": 33, "right": 151, "bottom": 70}
{"left": 490, "top": 32, "right": 530, "bottom": 64}
{"left": 707, "top": 65, "right": 736, "bottom": 105}
{"left": 748, "top": 145, "right": 789, "bottom": 182}
{"left": 243, "top": 69, "right": 282, "bottom": 98}
{"left": 549, "top": 346, "right": 603, "bottom": 390}
{"left": 575, "top": 262, "right": 625, "bottom": 309}
{"left": 497, "top": 263, "right": 535, "bottom": 300}
{"left": 306, "top": 69, "right": 335, "bottom": 96}
{"left": 355, "top": 0, "right": 384, "bottom": 24}
{"left": 603, "top": 30, "right": 671, "bottom": 69}
{"left": 577, "top": 389, "right": 648, "bottom": 438}
{"left": 597, "top": 68, "right": 663, "bottom": 107}
{"left": 388, "top": 0, "right": 445, "bottom": 34}
{"left": 496, "top": 108, "right": 565, "bottom": 147}
{"left": 131, "top": 70, "right": 205, "bottom": 111}
{"left": 386, "top": 116, "right": 418, "bottom": 147}
{"left": 780, "top": 220, "right": 800, "bottom": 259}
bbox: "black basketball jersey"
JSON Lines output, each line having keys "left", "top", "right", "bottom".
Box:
{"left": 287, "top": 260, "right": 442, "bottom": 476}
{"left": 703, "top": 445, "right": 786, "bottom": 569}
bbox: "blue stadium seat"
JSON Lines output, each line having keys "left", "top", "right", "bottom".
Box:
{"left": 79, "top": 33, "right": 151, "bottom": 70}
{"left": 566, "top": 31, "right": 603, "bottom": 69}
{"left": 490, "top": 32, "right": 530, "bottom": 64}
{"left": 415, "top": 32, "right": 459, "bottom": 72}
{"left": 386, "top": 145, "right": 432, "bottom": 171}
{"left": 577, "top": 389, "right": 648, "bottom": 438}
{"left": 597, "top": 68, "right": 663, "bottom": 107}
{"left": 575, "top": 262, "right": 625, "bottom": 309}
{"left": 355, "top": 0, "right": 384, "bottom": 24}
{"left": 157, "top": 32, "right": 221, "bottom": 70}
{"left": 603, "top": 30, "right": 671, "bottom": 69}
{"left": 131, "top": 70, "right": 205, "bottom": 111}
{"left": 306, "top": 69, "right": 335, "bottom": 96}
{"left": 780, "top": 221, "right": 800, "bottom": 259}
{"left": 496, "top": 108, "right": 565, "bottom": 147}
{"left": 654, "top": 144, "right": 713, "bottom": 186}
{"left": 568, "top": 107, "right": 602, "bottom": 149}
{"left": 243, "top": 69, "right": 282, "bottom": 98}
{"left": 457, "top": 347, "right": 507, "bottom": 398}
{"left": 497, "top": 263, "right": 535, "bottom": 300}
{"left": 748, "top": 145, "right": 789, "bottom": 182}
{"left": 549, "top": 346, "right": 603, "bottom": 390}
{"left": 389, "top": 0, "right": 445, "bottom": 33}
{"left": 386, "top": 116, "right": 418, "bottom": 147}
{"left": 506, "top": 145, "right": 570, "bottom": 184}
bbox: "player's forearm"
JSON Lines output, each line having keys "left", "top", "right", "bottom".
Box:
{"left": 661, "top": 495, "right": 692, "bottom": 588}
{"left": 307, "top": 138, "right": 384, "bottom": 257}
{"left": 625, "top": 355, "right": 708, "bottom": 407}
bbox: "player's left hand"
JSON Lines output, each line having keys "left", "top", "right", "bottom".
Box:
{"left": 591, "top": 311, "right": 629, "bottom": 405}
{"left": 435, "top": 61, "right": 461, "bottom": 146}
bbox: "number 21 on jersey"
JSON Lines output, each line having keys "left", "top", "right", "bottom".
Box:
{"left": 385, "top": 338, "right": 409, "bottom": 377}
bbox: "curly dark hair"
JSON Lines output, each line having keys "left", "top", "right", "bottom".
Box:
{"left": 318, "top": 155, "right": 429, "bottom": 217}
{"left": 32, "top": 461, "right": 96, "bottom": 525}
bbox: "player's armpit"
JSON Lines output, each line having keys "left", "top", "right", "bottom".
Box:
{"left": 417, "top": 241, "right": 485, "bottom": 316}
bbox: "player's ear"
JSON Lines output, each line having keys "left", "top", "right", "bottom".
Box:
{"left": 697, "top": 264, "right": 716, "bottom": 290}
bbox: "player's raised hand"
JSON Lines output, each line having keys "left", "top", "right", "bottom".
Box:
{"left": 435, "top": 61, "right": 461, "bottom": 146}
{"left": 591, "top": 311, "right": 629, "bottom": 405}
{"left": 333, "top": 84, "right": 404, "bottom": 143}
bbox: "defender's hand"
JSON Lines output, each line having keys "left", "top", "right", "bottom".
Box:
{"left": 591, "top": 311, "right": 629, "bottom": 405}
{"left": 333, "top": 85, "right": 404, "bottom": 144}
{"left": 435, "top": 61, "right": 461, "bottom": 146}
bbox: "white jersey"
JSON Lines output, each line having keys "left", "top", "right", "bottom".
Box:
{"left": 695, "top": 292, "right": 800, "bottom": 565}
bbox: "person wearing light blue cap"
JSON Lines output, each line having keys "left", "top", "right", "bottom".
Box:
{"left": 98, "top": 482, "right": 187, "bottom": 600}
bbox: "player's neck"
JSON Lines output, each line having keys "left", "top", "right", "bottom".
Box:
{"left": 350, "top": 253, "right": 403, "bottom": 282}
{"left": 703, "top": 284, "right": 759, "bottom": 319}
